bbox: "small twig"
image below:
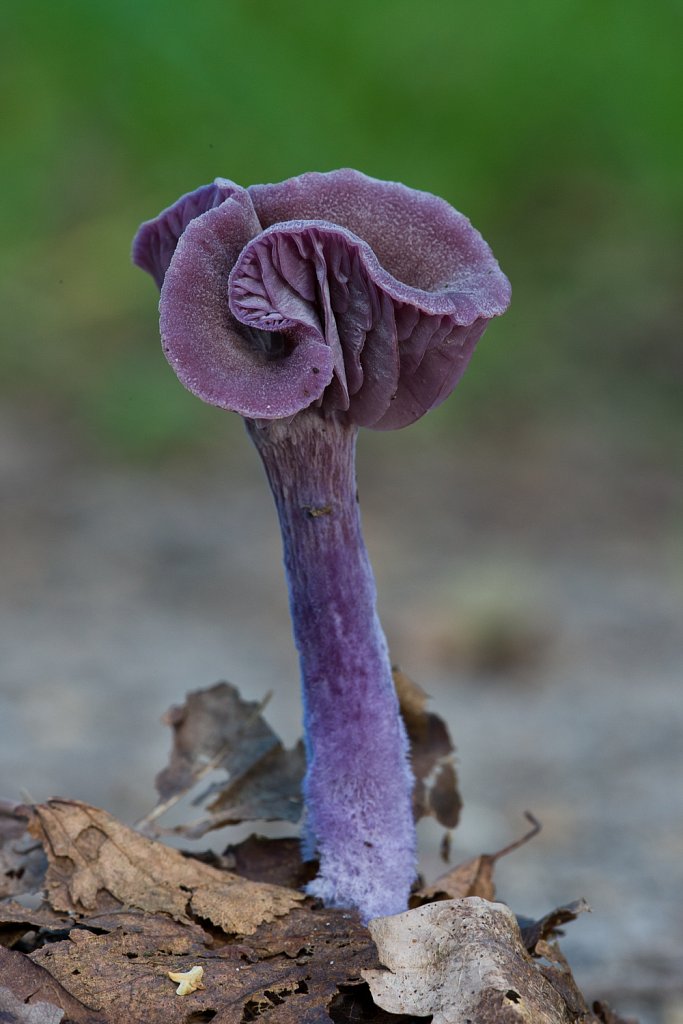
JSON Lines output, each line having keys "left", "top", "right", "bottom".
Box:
{"left": 491, "top": 810, "right": 542, "bottom": 863}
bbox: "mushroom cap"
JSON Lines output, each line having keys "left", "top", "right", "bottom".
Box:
{"left": 133, "top": 169, "right": 510, "bottom": 429}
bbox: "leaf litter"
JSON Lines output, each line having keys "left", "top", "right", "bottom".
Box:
{"left": 392, "top": 669, "right": 462, "bottom": 831}
{"left": 363, "top": 897, "right": 632, "bottom": 1024}
{"left": 413, "top": 810, "right": 542, "bottom": 905}
{"left": 0, "top": 679, "right": 637, "bottom": 1023}
{"left": 140, "top": 675, "right": 461, "bottom": 841}
{"left": 26, "top": 800, "right": 302, "bottom": 932}
{"left": 0, "top": 800, "right": 47, "bottom": 900}
{"left": 142, "top": 682, "right": 306, "bottom": 838}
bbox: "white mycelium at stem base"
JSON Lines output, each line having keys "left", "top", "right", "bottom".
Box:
{"left": 247, "top": 410, "right": 415, "bottom": 918}
{"left": 132, "top": 168, "right": 510, "bottom": 919}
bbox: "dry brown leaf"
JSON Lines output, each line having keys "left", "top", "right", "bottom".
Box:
{"left": 223, "top": 833, "right": 318, "bottom": 890}
{"left": 156, "top": 681, "right": 280, "bottom": 801}
{"left": 393, "top": 668, "right": 462, "bottom": 830}
{"left": 530, "top": 942, "right": 634, "bottom": 1023}
{"left": 30, "top": 915, "right": 213, "bottom": 1022}
{"left": 0, "top": 987, "right": 65, "bottom": 1024}
{"left": 0, "top": 945, "right": 103, "bottom": 1023}
{"left": 520, "top": 899, "right": 591, "bottom": 952}
{"left": 592, "top": 999, "right": 640, "bottom": 1024}
{"left": 203, "top": 740, "right": 305, "bottom": 824}
{"left": 146, "top": 682, "right": 305, "bottom": 837}
{"left": 146, "top": 676, "right": 458, "bottom": 840}
{"left": 363, "top": 897, "right": 581, "bottom": 1023}
{"left": 416, "top": 851, "right": 497, "bottom": 903}
{"left": 27, "top": 799, "right": 301, "bottom": 934}
{"left": 533, "top": 939, "right": 593, "bottom": 1018}
{"left": 29, "top": 905, "right": 378, "bottom": 1024}
{"left": 415, "top": 811, "right": 541, "bottom": 905}
{"left": 329, "top": 984, "right": 426, "bottom": 1023}
{"left": 0, "top": 801, "right": 46, "bottom": 900}
{"left": 0, "top": 900, "right": 73, "bottom": 950}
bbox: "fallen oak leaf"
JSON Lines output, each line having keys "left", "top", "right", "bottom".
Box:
{"left": 27, "top": 799, "right": 302, "bottom": 934}
{"left": 519, "top": 899, "right": 591, "bottom": 953}
{"left": 0, "top": 986, "right": 64, "bottom": 1024}
{"left": 393, "top": 669, "right": 462, "bottom": 830}
{"left": 532, "top": 940, "right": 592, "bottom": 1019}
{"left": 140, "top": 682, "right": 305, "bottom": 837}
{"left": 155, "top": 682, "right": 279, "bottom": 803}
{"left": 413, "top": 811, "right": 541, "bottom": 905}
{"left": 329, "top": 983, "right": 430, "bottom": 1023}
{"left": 182, "top": 740, "right": 306, "bottom": 839}
{"left": 221, "top": 833, "right": 318, "bottom": 890}
{"left": 592, "top": 1000, "right": 640, "bottom": 1024}
{"left": 30, "top": 905, "right": 378, "bottom": 1024}
{"left": 0, "top": 945, "right": 103, "bottom": 1023}
{"left": 143, "top": 676, "right": 458, "bottom": 842}
{"left": 0, "top": 800, "right": 46, "bottom": 900}
{"left": 363, "top": 897, "right": 580, "bottom": 1023}
{"left": 30, "top": 915, "right": 215, "bottom": 1022}
{"left": 0, "top": 900, "right": 73, "bottom": 950}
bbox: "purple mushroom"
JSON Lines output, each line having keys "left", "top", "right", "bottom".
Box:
{"left": 133, "top": 169, "right": 510, "bottom": 921}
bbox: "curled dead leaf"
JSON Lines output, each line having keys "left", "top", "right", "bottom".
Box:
{"left": 192, "top": 739, "right": 306, "bottom": 837}
{"left": 27, "top": 799, "right": 302, "bottom": 934}
{"left": 29, "top": 905, "right": 378, "bottom": 1023}
{"left": 0, "top": 945, "right": 103, "bottom": 1023}
{"left": 416, "top": 850, "right": 498, "bottom": 904}
{"left": 592, "top": 1000, "right": 640, "bottom": 1024}
{"left": 393, "top": 668, "right": 462, "bottom": 830}
{"left": 415, "top": 811, "right": 541, "bottom": 905}
{"left": 0, "top": 900, "right": 73, "bottom": 950}
{"left": 156, "top": 681, "right": 279, "bottom": 801}
{"left": 0, "top": 800, "right": 46, "bottom": 900}
{"left": 141, "top": 681, "right": 305, "bottom": 838}
{"left": 364, "top": 897, "right": 584, "bottom": 1023}
{"left": 519, "top": 898, "right": 591, "bottom": 953}
{"left": 222, "top": 833, "right": 318, "bottom": 890}
{"left": 0, "top": 987, "right": 65, "bottom": 1024}
{"left": 141, "top": 677, "right": 460, "bottom": 843}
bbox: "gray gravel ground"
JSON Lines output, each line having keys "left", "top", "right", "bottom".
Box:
{"left": 1, "top": 406, "right": 682, "bottom": 1023}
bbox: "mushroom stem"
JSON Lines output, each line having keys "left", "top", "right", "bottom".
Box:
{"left": 246, "top": 409, "right": 416, "bottom": 920}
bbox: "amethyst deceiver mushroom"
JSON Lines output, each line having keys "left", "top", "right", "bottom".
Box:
{"left": 133, "top": 169, "right": 510, "bottom": 921}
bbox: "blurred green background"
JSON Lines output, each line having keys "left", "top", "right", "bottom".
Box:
{"left": 2, "top": 0, "right": 681, "bottom": 459}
